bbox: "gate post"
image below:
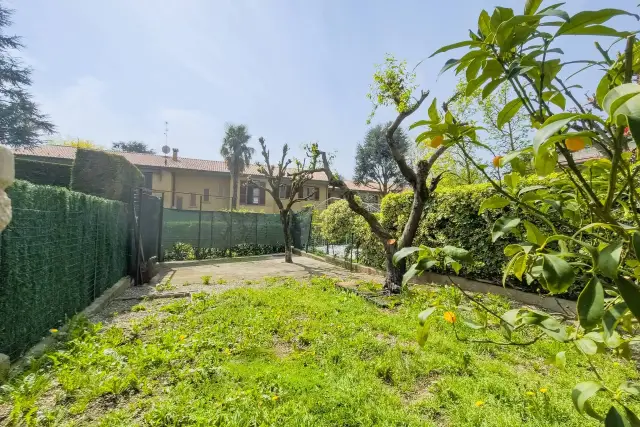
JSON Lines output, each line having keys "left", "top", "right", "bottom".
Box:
{"left": 197, "top": 195, "right": 203, "bottom": 257}
{"left": 157, "top": 192, "right": 165, "bottom": 262}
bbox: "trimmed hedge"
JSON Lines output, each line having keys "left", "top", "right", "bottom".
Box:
{"left": 351, "top": 176, "right": 583, "bottom": 299}
{"left": 14, "top": 158, "right": 72, "bottom": 188}
{"left": 1, "top": 180, "right": 129, "bottom": 358}
{"left": 70, "top": 148, "right": 143, "bottom": 202}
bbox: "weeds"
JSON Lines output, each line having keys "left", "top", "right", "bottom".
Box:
{"left": 216, "top": 278, "right": 227, "bottom": 285}
{"left": 201, "top": 275, "right": 212, "bottom": 285}
{"left": 155, "top": 280, "right": 175, "bottom": 292}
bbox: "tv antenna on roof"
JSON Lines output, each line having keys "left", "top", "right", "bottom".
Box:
{"left": 162, "top": 121, "right": 170, "bottom": 165}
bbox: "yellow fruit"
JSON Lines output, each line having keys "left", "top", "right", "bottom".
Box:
{"left": 427, "top": 136, "right": 443, "bottom": 148}
{"left": 565, "top": 137, "right": 586, "bottom": 152}
{"left": 492, "top": 156, "right": 503, "bottom": 168}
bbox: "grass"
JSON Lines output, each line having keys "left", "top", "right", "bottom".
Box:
{"left": 1, "top": 277, "right": 637, "bottom": 426}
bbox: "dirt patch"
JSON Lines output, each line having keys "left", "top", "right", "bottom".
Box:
{"left": 272, "top": 337, "right": 293, "bottom": 360}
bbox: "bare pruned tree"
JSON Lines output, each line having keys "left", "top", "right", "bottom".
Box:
{"left": 250, "top": 137, "right": 320, "bottom": 263}
{"left": 319, "top": 89, "right": 447, "bottom": 294}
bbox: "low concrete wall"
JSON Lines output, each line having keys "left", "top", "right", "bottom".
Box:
{"left": 161, "top": 253, "right": 285, "bottom": 268}
{"left": 6, "top": 276, "right": 131, "bottom": 380}
{"left": 293, "top": 248, "right": 576, "bottom": 315}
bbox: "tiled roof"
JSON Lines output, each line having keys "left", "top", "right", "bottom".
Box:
{"left": 13, "top": 145, "right": 328, "bottom": 181}
{"left": 342, "top": 180, "right": 381, "bottom": 193}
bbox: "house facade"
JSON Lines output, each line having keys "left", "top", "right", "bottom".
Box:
{"left": 13, "top": 146, "right": 329, "bottom": 214}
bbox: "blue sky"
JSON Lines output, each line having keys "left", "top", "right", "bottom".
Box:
{"left": 9, "top": 0, "right": 638, "bottom": 178}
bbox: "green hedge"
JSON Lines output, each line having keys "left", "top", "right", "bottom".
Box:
{"left": 0, "top": 180, "right": 129, "bottom": 358}
{"left": 70, "top": 148, "right": 143, "bottom": 202}
{"left": 353, "top": 176, "right": 583, "bottom": 298}
{"left": 14, "top": 158, "right": 72, "bottom": 188}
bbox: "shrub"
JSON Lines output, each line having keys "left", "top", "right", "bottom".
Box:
{"left": 166, "top": 242, "right": 196, "bottom": 261}
{"left": 14, "top": 158, "right": 71, "bottom": 188}
{"left": 70, "top": 148, "right": 143, "bottom": 202}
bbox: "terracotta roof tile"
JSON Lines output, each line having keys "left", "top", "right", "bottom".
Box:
{"left": 13, "top": 145, "right": 328, "bottom": 181}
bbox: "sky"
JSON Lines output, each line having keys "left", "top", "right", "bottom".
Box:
{"left": 8, "top": 0, "right": 638, "bottom": 178}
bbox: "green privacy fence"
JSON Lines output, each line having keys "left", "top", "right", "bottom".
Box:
{"left": 0, "top": 180, "right": 129, "bottom": 359}
{"left": 161, "top": 208, "right": 313, "bottom": 259}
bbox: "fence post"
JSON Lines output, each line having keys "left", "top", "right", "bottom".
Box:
{"left": 350, "top": 232, "right": 354, "bottom": 271}
{"left": 305, "top": 210, "right": 313, "bottom": 252}
{"left": 210, "top": 211, "right": 214, "bottom": 253}
{"left": 255, "top": 213, "right": 258, "bottom": 246}
{"left": 197, "top": 195, "right": 203, "bottom": 257}
{"left": 157, "top": 192, "right": 165, "bottom": 262}
{"left": 228, "top": 210, "right": 232, "bottom": 257}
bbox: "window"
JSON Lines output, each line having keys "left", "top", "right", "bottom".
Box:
{"left": 218, "top": 182, "right": 229, "bottom": 197}
{"left": 240, "top": 181, "right": 265, "bottom": 205}
{"left": 279, "top": 184, "right": 290, "bottom": 199}
{"left": 143, "top": 172, "right": 153, "bottom": 190}
{"left": 303, "top": 186, "right": 320, "bottom": 201}
{"left": 176, "top": 196, "right": 183, "bottom": 210}
{"left": 189, "top": 193, "right": 196, "bottom": 207}
{"left": 203, "top": 188, "right": 210, "bottom": 202}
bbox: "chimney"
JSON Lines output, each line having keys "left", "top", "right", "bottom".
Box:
{"left": 172, "top": 148, "right": 178, "bottom": 162}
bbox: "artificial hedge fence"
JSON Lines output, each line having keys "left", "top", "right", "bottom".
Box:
{"left": 0, "top": 180, "right": 129, "bottom": 359}
{"left": 70, "top": 148, "right": 143, "bottom": 202}
{"left": 14, "top": 158, "right": 72, "bottom": 188}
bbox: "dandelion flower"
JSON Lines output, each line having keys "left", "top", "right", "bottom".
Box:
{"left": 539, "top": 388, "right": 548, "bottom": 393}
{"left": 444, "top": 311, "right": 457, "bottom": 324}
{"left": 526, "top": 391, "right": 535, "bottom": 397}
{"left": 50, "top": 328, "right": 58, "bottom": 333}
{"left": 272, "top": 395, "right": 279, "bottom": 401}
{"left": 475, "top": 400, "right": 484, "bottom": 407}
{"left": 179, "top": 334, "right": 186, "bottom": 341}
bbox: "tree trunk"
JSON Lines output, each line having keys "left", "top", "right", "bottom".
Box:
{"left": 281, "top": 210, "right": 293, "bottom": 263}
{"left": 384, "top": 252, "right": 405, "bottom": 294}
{"left": 231, "top": 169, "right": 239, "bottom": 210}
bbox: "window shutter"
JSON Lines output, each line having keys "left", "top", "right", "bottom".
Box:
{"left": 239, "top": 181, "right": 247, "bottom": 205}
{"left": 298, "top": 186, "right": 303, "bottom": 198}
{"left": 285, "top": 184, "right": 291, "bottom": 199}
{"left": 259, "top": 186, "right": 266, "bottom": 205}
{"left": 314, "top": 187, "right": 320, "bottom": 200}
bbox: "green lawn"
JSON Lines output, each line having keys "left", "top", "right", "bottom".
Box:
{"left": 2, "top": 276, "right": 637, "bottom": 426}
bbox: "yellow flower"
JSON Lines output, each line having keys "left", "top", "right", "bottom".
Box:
{"left": 50, "top": 329, "right": 58, "bottom": 333}
{"left": 272, "top": 395, "right": 279, "bottom": 401}
{"left": 526, "top": 391, "right": 535, "bottom": 397}
{"left": 444, "top": 311, "right": 457, "bottom": 324}
{"left": 179, "top": 334, "right": 186, "bottom": 341}
{"left": 613, "top": 362, "right": 620, "bottom": 367}
{"left": 475, "top": 400, "right": 484, "bottom": 407}
{"left": 539, "top": 388, "right": 548, "bottom": 393}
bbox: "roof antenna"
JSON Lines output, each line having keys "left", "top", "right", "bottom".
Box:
{"left": 161, "top": 121, "right": 170, "bottom": 165}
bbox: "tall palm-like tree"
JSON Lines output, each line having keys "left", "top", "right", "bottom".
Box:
{"left": 220, "top": 124, "right": 254, "bottom": 209}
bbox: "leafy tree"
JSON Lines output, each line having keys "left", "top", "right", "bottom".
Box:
{"left": 49, "top": 138, "right": 100, "bottom": 149}
{"left": 220, "top": 124, "right": 254, "bottom": 210}
{"left": 319, "top": 55, "right": 449, "bottom": 294}
{"left": 252, "top": 137, "right": 319, "bottom": 263}
{"left": 112, "top": 141, "right": 155, "bottom": 154}
{"left": 0, "top": 5, "right": 54, "bottom": 147}
{"left": 354, "top": 122, "right": 409, "bottom": 194}
{"left": 398, "top": 2, "right": 640, "bottom": 422}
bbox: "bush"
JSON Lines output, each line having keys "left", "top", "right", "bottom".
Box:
{"left": 164, "top": 242, "right": 284, "bottom": 261}
{"left": 337, "top": 175, "right": 584, "bottom": 298}
{"left": 14, "top": 158, "right": 71, "bottom": 188}
{"left": 166, "top": 242, "right": 196, "bottom": 261}
{"left": 70, "top": 148, "right": 143, "bottom": 202}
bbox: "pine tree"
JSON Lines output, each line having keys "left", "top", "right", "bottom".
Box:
{"left": 0, "top": 4, "right": 54, "bottom": 148}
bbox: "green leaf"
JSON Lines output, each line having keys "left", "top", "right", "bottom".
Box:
{"left": 497, "top": 99, "right": 524, "bottom": 130}
{"left": 556, "top": 9, "right": 639, "bottom": 37}
{"left": 499, "top": 320, "right": 512, "bottom": 340}
{"left": 466, "top": 57, "right": 483, "bottom": 81}
{"left": 572, "top": 381, "right": 604, "bottom": 417}
{"left": 624, "top": 407, "right": 640, "bottom": 427}
{"left": 504, "top": 244, "right": 526, "bottom": 257}
{"left": 428, "top": 98, "right": 440, "bottom": 123}
{"left": 603, "top": 83, "right": 640, "bottom": 116}
{"left": 542, "top": 91, "right": 566, "bottom": 110}
{"left": 554, "top": 350, "right": 566, "bottom": 369}
{"left": 403, "top": 263, "right": 419, "bottom": 286}
{"left": 482, "top": 78, "right": 505, "bottom": 99}
{"left": 576, "top": 337, "right": 598, "bottom": 355}
{"left": 430, "top": 41, "right": 478, "bottom": 58}
{"left": 439, "top": 58, "right": 460, "bottom": 76}
{"left": 463, "top": 320, "right": 485, "bottom": 330}
{"left": 443, "top": 245, "right": 471, "bottom": 261}
{"left": 504, "top": 172, "right": 520, "bottom": 191}
{"left": 616, "top": 276, "right": 640, "bottom": 323}
{"left": 534, "top": 146, "right": 558, "bottom": 177}
{"left": 523, "top": 220, "right": 545, "bottom": 245}
{"left": 491, "top": 217, "right": 521, "bottom": 242}
{"left": 597, "top": 72, "right": 615, "bottom": 109}
{"left": 629, "top": 116, "right": 640, "bottom": 147}
{"left": 478, "top": 10, "right": 492, "bottom": 37}
{"left": 597, "top": 240, "right": 623, "bottom": 279}
{"left": 524, "top": 0, "right": 543, "bottom": 15}
{"left": 533, "top": 116, "right": 577, "bottom": 155}
{"left": 519, "top": 185, "right": 547, "bottom": 195}
{"left": 540, "top": 254, "right": 575, "bottom": 293}
{"left": 603, "top": 301, "right": 628, "bottom": 340}
{"left": 393, "top": 247, "right": 420, "bottom": 265}
{"left": 408, "top": 120, "right": 431, "bottom": 130}
{"left": 577, "top": 276, "right": 605, "bottom": 329}
{"left": 418, "top": 307, "right": 436, "bottom": 326}
{"left": 620, "top": 382, "right": 640, "bottom": 396}
{"left": 565, "top": 25, "right": 632, "bottom": 37}
{"left": 605, "top": 406, "right": 626, "bottom": 427}
{"left": 478, "top": 195, "right": 510, "bottom": 213}
{"left": 539, "top": 8, "right": 570, "bottom": 21}
{"left": 613, "top": 95, "right": 640, "bottom": 120}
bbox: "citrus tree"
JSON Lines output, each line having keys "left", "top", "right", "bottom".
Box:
{"left": 395, "top": 2, "right": 640, "bottom": 423}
